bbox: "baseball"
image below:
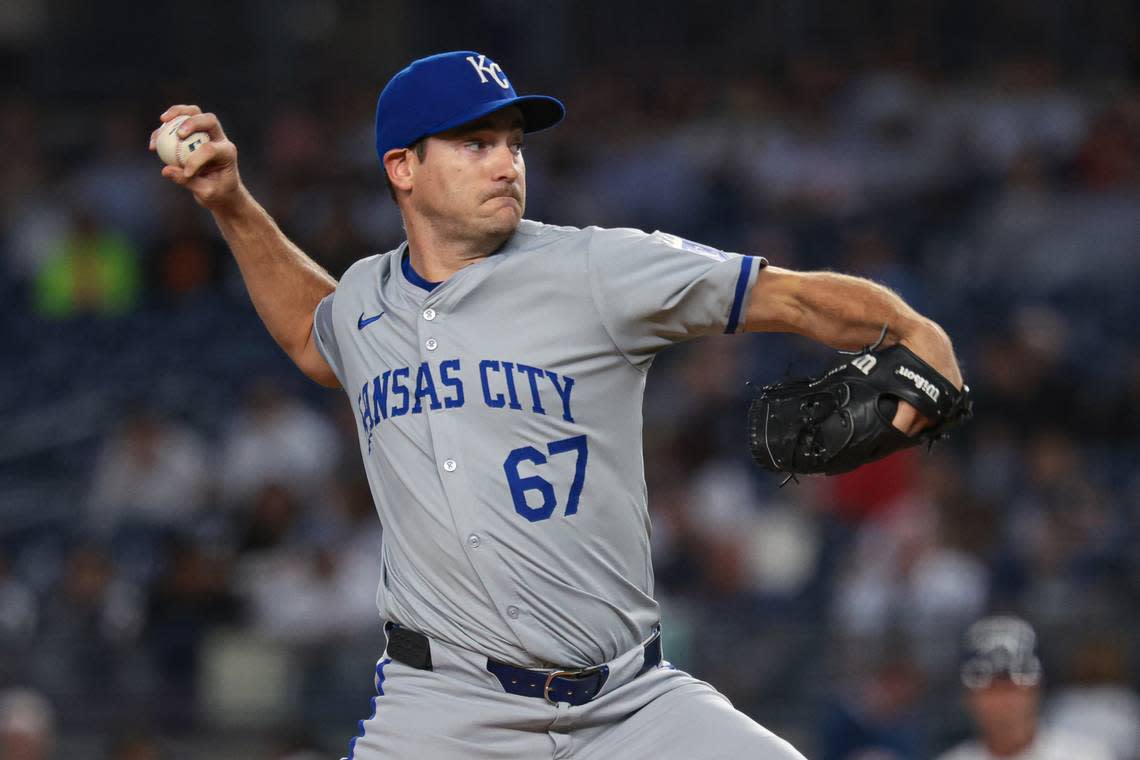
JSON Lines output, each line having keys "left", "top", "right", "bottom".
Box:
{"left": 155, "top": 115, "right": 210, "bottom": 167}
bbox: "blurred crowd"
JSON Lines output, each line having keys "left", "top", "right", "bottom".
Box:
{"left": 3, "top": 1, "right": 1140, "bottom": 758}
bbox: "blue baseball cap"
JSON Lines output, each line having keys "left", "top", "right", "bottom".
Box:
{"left": 375, "top": 51, "right": 565, "bottom": 161}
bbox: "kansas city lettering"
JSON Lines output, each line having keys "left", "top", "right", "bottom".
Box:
{"left": 357, "top": 359, "right": 575, "bottom": 449}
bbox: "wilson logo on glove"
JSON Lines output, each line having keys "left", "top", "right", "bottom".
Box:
{"left": 895, "top": 365, "right": 940, "bottom": 403}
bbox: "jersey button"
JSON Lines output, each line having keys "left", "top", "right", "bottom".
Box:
{"left": 423, "top": 308, "right": 437, "bottom": 321}
{"left": 425, "top": 338, "right": 438, "bottom": 351}
{"left": 443, "top": 459, "right": 457, "bottom": 472}
{"left": 506, "top": 605, "right": 520, "bottom": 619}
{"left": 467, "top": 534, "right": 481, "bottom": 549}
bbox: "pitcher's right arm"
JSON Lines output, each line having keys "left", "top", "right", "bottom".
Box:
{"left": 150, "top": 105, "right": 339, "bottom": 388}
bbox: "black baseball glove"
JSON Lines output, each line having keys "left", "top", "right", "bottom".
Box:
{"left": 748, "top": 339, "right": 972, "bottom": 480}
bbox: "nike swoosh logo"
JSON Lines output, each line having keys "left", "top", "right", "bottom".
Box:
{"left": 357, "top": 311, "right": 385, "bottom": 330}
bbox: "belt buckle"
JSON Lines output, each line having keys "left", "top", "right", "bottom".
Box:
{"left": 543, "top": 669, "right": 578, "bottom": 705}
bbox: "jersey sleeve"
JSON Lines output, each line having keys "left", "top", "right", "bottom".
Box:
{"left": 586, "top": 227, "right": 766, "bottom": 365}
{"left": 312, "top": 292, "right": 347, "bottom": 386}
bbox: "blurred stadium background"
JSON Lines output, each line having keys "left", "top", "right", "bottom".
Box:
{"left": 2, "top": 0, "right": 1140, "bottom": 758}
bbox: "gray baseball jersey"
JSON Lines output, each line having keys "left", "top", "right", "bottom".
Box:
{"left": 313, "top": 219, "right": 763, "bottom": 669}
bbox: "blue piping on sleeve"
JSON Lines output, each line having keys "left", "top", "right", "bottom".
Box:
{"left": 724, "top": 255, "right": 755, "bottom": 334}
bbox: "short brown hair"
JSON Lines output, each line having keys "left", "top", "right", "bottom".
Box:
{"left": 385, "top": 139, "right": 427, "bottom": 203}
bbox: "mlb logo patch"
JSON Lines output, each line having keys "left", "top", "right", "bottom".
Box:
{"left": 652, "top": 231, "right": 730, "bottom": 261}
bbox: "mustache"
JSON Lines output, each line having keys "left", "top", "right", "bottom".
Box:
{"left": 483, "top": 186, "right": 522, "bottom": 203}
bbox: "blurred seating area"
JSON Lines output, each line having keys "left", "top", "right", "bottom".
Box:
{"left": 2, "top": 1, "right": 1140, "bottom": 757}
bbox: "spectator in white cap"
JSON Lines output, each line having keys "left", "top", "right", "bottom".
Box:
{"left": 934, "top": 616, "right": 1115, "bottom": 760}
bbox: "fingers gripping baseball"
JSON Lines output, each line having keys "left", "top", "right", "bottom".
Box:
{"left": 176, "top": 111, "right": 229, "bottom": 144}
{"left": 148, "top": 105, "right": 203, "bottom": 151}
{"left": 167, "top": 140, "right": 240, "bottom": 205}
{"left": 151, "top": 105, "right": 242, "bottom": 210}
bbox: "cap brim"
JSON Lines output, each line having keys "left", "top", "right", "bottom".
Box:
{"left": 417, "top": 95, "right": 565, "bottom": 145}
{"left": 511, "top": 95, "right": 566, "bottom": 134}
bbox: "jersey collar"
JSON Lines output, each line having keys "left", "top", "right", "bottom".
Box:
{"left": 401, "top": 250, "right": 441, "bottom": 292}
{"left": 387, "top": 227, "right": 525, "bottom": 307}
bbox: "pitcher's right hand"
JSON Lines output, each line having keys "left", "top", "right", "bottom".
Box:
{"left": 150, "top": 105, "right": 244, "bottom": 212}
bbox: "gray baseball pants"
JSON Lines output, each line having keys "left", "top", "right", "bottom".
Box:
{"left": 344, "top": 629, "right": 807, "bottom": 759}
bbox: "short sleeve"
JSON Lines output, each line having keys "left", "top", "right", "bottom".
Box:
{"left": 312, "top": 292, "right": 347, "bottom": 386}
{"left": 587, "top": 228, "right": 765, "bottom": 365}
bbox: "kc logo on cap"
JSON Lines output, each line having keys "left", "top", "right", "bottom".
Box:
{"left": 465, "top": 54, "right": 510, "bottom": 89}
{"left": 374, "top": 50, "right": 565, "bottom": 161}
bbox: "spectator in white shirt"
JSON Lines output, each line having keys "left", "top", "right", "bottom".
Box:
{"left": 935, "top": 616, "right": 1113, "bottom": 760}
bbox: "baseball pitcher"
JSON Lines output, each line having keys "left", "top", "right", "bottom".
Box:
{"left": 152, "top": 50, "right": 967, "bottom": 759}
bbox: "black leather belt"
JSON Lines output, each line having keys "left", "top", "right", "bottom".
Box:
{"left": 384, "top": 622, "right": 662, "bottom": 707}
